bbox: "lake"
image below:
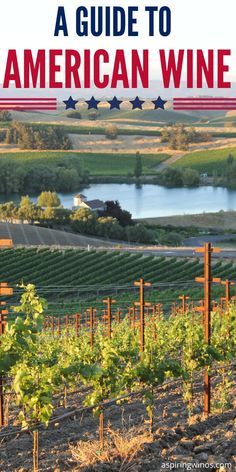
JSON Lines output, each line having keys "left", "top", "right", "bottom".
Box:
{"left": 2, "top": 184, "right": 236, "bottom": 219}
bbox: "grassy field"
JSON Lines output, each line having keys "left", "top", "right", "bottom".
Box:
{"left": 0, "top": 151, "right": 169, "bottom": 176}
{"left": 172, "top": 147, "right": 236, "bottom": 174}
{"left": 138, "top": 211, "right": 236, "bottom": 230}
{"left": 10, "top": 106, "right": 199, "bottom": 125}
{"left": 26, "top": 122, "right": 162, "bottom": 136}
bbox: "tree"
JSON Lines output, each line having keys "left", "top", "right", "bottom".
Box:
{"left": 37, "top": 191, "right": 61, "bottom": 208}
{"left": 105, "top": 125, "right": 118, "bottom": 140}
{"left": 227, "top": 154, "right": 234, "bottom": 166}
{"left": 70, "top": 208, "right": 97, "bottom": 234}
{"left": 182, "top": 168, "right": 200, "bottom": 187}
{"left": 88, "top": 111, "right": 99, "bottom": 121}
{"left": 134, "top": 152, "right": 142, "bottom": 178}
{"left": 103, "top": 200, "right": 133, "bottom": 227}
{"left": 0, "top": 202, "right": 18, "bottom": 222}
{"left": 20, "top": 195, "right": 31, "bottom": 207}
{"left": 97, "top": 216, "right": 123, "bottom": 238}
{"left": 126, "top": 224, "right": 155, "bottom": 244}
{"left": 159, "top": 168, "right": 183, "bottom": 187}
{"left": 160, "top": 125, "right": 211, "bottom": 150}
{"left": 18, "top": 204, "right": 39, "bottom": 224}
{"left": 67, "top": 111, "right": 82, "bottom": 119}
{"left": 226, "top": 162, "right": 236, "bottom": 189}
{"left": 6, "top": 122, "right": 71, "bottom": 150}
{"left": 0, "top": 110, "right": 12, "bottom": 121}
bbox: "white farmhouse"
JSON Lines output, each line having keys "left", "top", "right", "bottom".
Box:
{"left": 73, "top": 194, "right": 106, "bottom": 212}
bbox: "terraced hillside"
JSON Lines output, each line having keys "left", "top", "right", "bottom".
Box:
{"left": 0, "top": 222, "right": 116, "bottom": 247}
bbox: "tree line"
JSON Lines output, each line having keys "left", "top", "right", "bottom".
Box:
{"left": 5, "top": 121, "right": 71, "bottom": 150}
{"left": 0, "top": 158, "right": 89, "bottom": 194}
{"left": 160, "top": 125, "right": 211, "bottom": 150}
{"left": 0, "top": 193, "right": 156, "bottom": 244}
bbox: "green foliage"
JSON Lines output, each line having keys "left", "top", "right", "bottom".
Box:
{"left": 0, "top": 249, "right": 235, "bottom": 301}
{"left": 134, "top": 152, "right": 142, "bottom": 178}
{"left": 0, "top": 151, "right": 169, "bottom": 194}
{"left": 158, "top": 166, "right": 200, "bottom": 188}
{"left": 6, "top": 121, "right": 71, "bottom": 150}
{"left": 88, "top": 111, "right": 99, "bottom": 121}
{"left": 182, "top": 168, "right": 200, "bottom": 187}
{"left": 160, "top": 125, "right": 211, "bottom": 150}
{"left": 103, "top": 200, "right": 133, "bottom": 227}
{"left": 0, "top": 110, "right": 12, "bottom": 122}
{"left": 105, "top": 125, "right": 118, "bottom": 140}
{"left": 172, "top": 147, "right": 236, "bottom": 175}
{"left": 70, "top": 207, "right": 155, "bottom": 243}
{"left": 20, "top": 195, "right": 31, "bottom": 207}
{"left": 1, "top": 285, "right": 236, "bottom": 437}
{"left": 37, "top": 191, "right": 61, "bottom": 208}
{"left": 158, "top": 167, "right": 183, "bottom": 187}
{"left": 66, "top": 111, "right": 82, "bottom": 119}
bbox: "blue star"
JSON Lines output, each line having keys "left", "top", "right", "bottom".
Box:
{"left": 85, "top": 96, "right": 100, "bottom": 110}
{"left": 63, "top": 96, "right": 78, "bottom": 110}
{"left": 152, "top": 96, "right": 167, "bottom": 110}
{"left": 108, "top": 96, "right": 123, "bottom": 110}
{"left": 130, "top": 96, "right": 145, "bottom": 110}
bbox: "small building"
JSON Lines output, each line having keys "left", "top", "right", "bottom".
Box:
{"left": 74, "top": 194, "right": 87, "bottom": 207}
{"left": 73, "top": 194, "right": 106, "bottom": 212}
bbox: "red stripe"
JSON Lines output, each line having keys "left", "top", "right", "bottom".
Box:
{"left": 0, "top": 107, "right": 57, "bottom": 110}
{"left": 174, "top": 97, "right": 236, "bottom": 101}
{"left": 0, "top": 97, "right": 56, "bottom": 101}
{"left": 0, "top": 100, "right": 56, "bottom": 107}
{"left": 174, "top": 107, "right": 236, "bottom": 110}
{"left": 174, "top": 101, "right": 236, "bottom": 105}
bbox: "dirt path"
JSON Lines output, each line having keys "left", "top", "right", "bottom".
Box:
{"left": 154, "top": 138, "right": 236, "bottom": 172}
{"left": 154, "top": 152, "right": 186, "bottom": 171}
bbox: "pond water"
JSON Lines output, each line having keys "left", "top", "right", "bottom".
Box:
{"left": 2, "top": 184, "right": 236, "bottom": 219}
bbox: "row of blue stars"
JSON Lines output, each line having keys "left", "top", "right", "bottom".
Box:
{"left": 63, "top": 95, "right": 167, "bottom": 111}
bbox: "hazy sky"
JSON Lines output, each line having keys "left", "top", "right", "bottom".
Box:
{"left": 0, "top": 0, "right": 235, "bottom": 92}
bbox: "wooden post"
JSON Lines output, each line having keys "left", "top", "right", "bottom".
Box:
{"left": 103, "top": 298, "right": 116, "bottom": 339}
{"left": 99, "top": 411, "right": 104, "bottom": 449}
{"left": 75, "top": 313, "right": 80, "bottom": 336}
{"left": 195, "top": 243, "right": 221, "bottom": 417}
{"left": 221, "top": 279, "right": 234, "bottom": 307}
{"left": 116, "top": 309, "right": 121, "bottom": 324}
{"left": 33, "top": 430, "right": 39, "bottom": 472}
{"left": 65, "top": 315, "right": 69, "bottom": 336}
{"left": 51, "top": 316, "right": 55, "bottom": 336}
{"left": 0, "top": 281, "right": 13, "bottom": 428}
{"left": 90, "top": 307, "right": 95, "bottom": 347}
{"left": 134, "top": 278, "right": 151, "bottom": 353}
{"left": 178, "top": 295, "right": 190, "bottom": 314}
{"left": 58, "top": 317, "right": 61, "bottom": 337}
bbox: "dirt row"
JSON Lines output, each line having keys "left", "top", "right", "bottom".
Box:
{"left": 0, "top": 374, "right": 235, "bottom": 471}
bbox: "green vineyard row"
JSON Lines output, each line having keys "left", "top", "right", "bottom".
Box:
{"left": 1, "top": 248, "right": 236, "bottom": 289}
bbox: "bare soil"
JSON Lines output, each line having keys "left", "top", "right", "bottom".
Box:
{"left": 0, "top": 376, "right": 235, "bottom": 472}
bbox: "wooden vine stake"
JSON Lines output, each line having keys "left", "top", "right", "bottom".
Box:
{"left": 134, "top": 278, "right": 151, "bottom": 354}
{"left": 0, "top": 239, "right": 13, "bottom": 428}
{"left": 90, "top": 307, "right": 95, "bottom": 347}
{"left": 178, "top": 294, "right": 190, "bottom": 315}
{"left": 195, "top": 243, "right": 221, "bottom": 417}
{"left": 99, "top": 410, "right": 105, "bottom": 449}
{"left": 103, "top": 297, "right": 116, "bottom": 339}
{"left": 221, "top": 279, "right": 234, "bottom": 336}
{"left": 33, "top": 430, "right": 39, "bottom": 472}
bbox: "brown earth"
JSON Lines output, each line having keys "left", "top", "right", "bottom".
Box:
{"left": 0, "top": 375, "right": 235, "bottom": 472}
